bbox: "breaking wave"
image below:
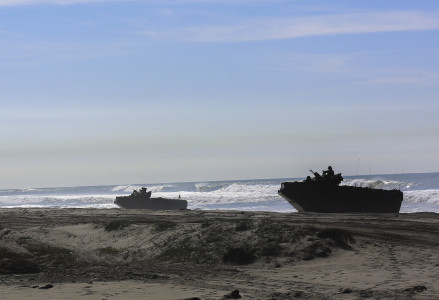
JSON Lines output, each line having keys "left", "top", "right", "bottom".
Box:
{"left": 217, "top": 183, "right": 279, "bottom": 194}
{"left": 194, "top": 182, "right": 230, "bottom": 192}
{"left": 0, "top": 195, "right": 117, "bottom": 209}
{"left": 156, "top": 184, "right": 279, "bottom": 205}
{"left": 111, "top": 184, "right": 175, "bottom": 193}
{"left": 404, "top": 190, "right": 439, "bottom": 204}
{"left": 342, "top": 178, "right": 415, "bottom": 190}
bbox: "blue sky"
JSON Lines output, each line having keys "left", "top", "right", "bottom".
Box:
{"left": 1, "top": 0, "right": 438, "bottom": 188}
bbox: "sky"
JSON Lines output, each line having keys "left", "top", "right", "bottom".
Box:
{"left": 1, "top": 0, "right": 439, "bottom": 188}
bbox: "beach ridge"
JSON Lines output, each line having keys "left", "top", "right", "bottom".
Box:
{"left": 0, "top": 209, "right": 438, "bottom": 299}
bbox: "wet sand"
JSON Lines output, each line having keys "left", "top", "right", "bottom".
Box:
{"left": 0, "top": 208, "right": 438, "bottom": 299}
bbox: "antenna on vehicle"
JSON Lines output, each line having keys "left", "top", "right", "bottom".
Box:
{"left": 395, "top": 163, "right": 402, "bottom": 190}
{"left": 355, "top": 158, "right": 360, "bottom": 187}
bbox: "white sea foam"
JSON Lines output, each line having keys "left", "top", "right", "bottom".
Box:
{"left": 404, "top": 190, "right": 439, "bottom": 204}
{"left": 111, "top": 184, "right": 174, "bottom": 193}
{"left": 342, "top": 178, "right": 415, "bottom": 190}
{"left": 218, "top": 183, "right": 279, "bottom": 194}
{"left": 194, "top": 182, "right": 229, "bottom": 192}
{"left": 148, "top": 185, "right": 176, "bottom": 192}
{"left": 0, "top": 195, "right": 117, "bottom": 208}
{"left": 154, "top": 184, "right": 281, "bottom": 210}
{"left": 111, "top": 185, "right": 130, "bottom": 192}
{"left": 111, "top": 185, "right": 143, "bottom": 192}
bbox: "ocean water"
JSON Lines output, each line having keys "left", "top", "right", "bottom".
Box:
{"left": 0, "top": 172, "right": 438, "bottom": 213}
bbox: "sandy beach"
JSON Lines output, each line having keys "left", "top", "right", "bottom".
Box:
{"left": 0, "top": 208, "right": 438, "bottom": 299}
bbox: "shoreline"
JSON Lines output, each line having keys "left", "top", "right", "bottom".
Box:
{"left": 1, "top": 208, "right": 438, "bottom": 299}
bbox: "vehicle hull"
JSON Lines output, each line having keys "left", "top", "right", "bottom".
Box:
{"left": 278, "top": 181, "right": 403, "bottom": 213}
{"left": 115, "top": 196, "right": 188, "bottom": 210}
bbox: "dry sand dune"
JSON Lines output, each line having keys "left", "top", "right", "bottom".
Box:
{"left": 0, "top": 208, "right": 438, "bottom": 299}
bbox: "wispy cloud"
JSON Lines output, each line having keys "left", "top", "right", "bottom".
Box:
{"left": 287, "top": 53, "right": 356, "bottom": 73}
{"left": 0, "top": 0, "right": 115, "bottom": 5}
{"left": 363, "top": 71, "right": 439, "bottom": 86}
{"left": 144, "top": 11, "right": 439, "bottom": 42}
{"left": 365, "top": 77, "right": 424, "bottom": 85}
{"left": 0, "top": 0, "right": 260, "bottom": 5}
{"left": 0, "top": 39, "right": 141, "bottom": 67}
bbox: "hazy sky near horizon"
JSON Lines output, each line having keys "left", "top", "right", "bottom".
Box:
{"left": 1, "top": 0, "right": 439, "bottom": 188}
